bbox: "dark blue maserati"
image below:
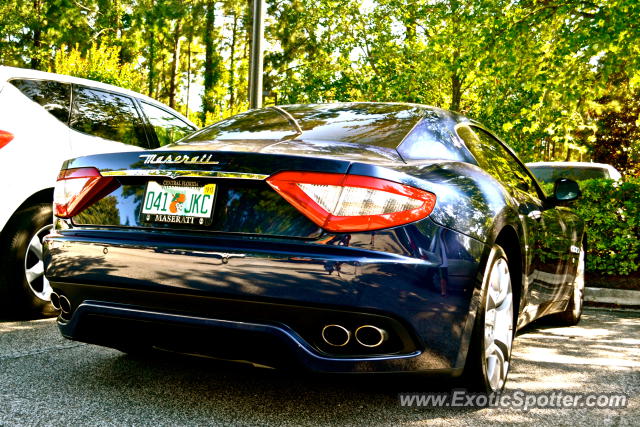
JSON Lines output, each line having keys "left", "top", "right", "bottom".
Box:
{"left": 43, "top": 103, "right": 585, "bottom": 392}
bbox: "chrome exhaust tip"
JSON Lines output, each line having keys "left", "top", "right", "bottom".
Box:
{"left": 321, "top": 324, "right": 351, "bottom": 347}
{"left": 59, "top": 295, "right": 72, "bottom": 315}
{"left": 355, "top": 325, "right": 388, "bottom": 348}
{"left": 50, "top": 292, "right": 61, "bottom": 311}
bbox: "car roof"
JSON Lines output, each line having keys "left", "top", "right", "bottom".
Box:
{"left": 0, "top": 65, "right": 195, "bottom": 126}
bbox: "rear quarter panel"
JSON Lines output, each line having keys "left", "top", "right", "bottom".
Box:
{"left": 349, "top": 160, "right": 507, "bottom": 244}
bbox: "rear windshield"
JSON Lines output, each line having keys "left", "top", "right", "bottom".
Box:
{"left": 528, "top": 165, "right": 610, "bottom": 183}
{"left": 182, "top": 103, "right": 426, "bottom": 149}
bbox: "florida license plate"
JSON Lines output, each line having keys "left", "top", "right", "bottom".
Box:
{"left": 141, "top": 180, "right": 216, "bottom": 226}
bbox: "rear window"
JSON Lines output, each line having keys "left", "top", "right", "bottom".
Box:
{"left": 527, "top": 165, "right": 610, "bottom": 183}
{"left": 282, "top": 103, "right": 424, "bottom": 148}
{"left": 70, "top": 86, "right": 148, "bottom": 147}
{"left": 184, "top": 108, "right": 293, "bottom": 142}
{"left": 182, "top": 103, "right": 427, "bottom": 149}
{"left": 10, "top": 79, "right": 71, "bottom": 123}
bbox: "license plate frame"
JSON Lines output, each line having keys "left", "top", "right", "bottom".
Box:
{"left": 139, "top": 180, "right": 216, "bottom": 227}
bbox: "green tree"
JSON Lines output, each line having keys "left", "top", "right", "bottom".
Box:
{"left": 52, "top": 43, "right": 145, "bottom": 89}
{"left": 0, "top": 0, "right": 638, "bottom": 169}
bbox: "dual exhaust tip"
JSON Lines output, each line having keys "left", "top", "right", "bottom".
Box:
{"left": 50, "top": 292, "right": 71, "bottom": 315}
{"left": 321, "top": 324, "right": 388, "bottom": 348}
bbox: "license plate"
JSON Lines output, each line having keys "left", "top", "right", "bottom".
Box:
{"left": 141, "top": 180, "right": 216, "bottom": 226}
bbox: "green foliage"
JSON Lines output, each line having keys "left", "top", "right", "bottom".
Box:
{"left": 574, "top": 178, "right": 640, "bottom": 275}
{"left": 52, "top": 44, "right": 145, "bottom": 90}
{"left": 264, "top": 0, "right": 640, "bottom": 176}
{"left": 590, "top": 90, "right": 640, "bottom": 177}
{"left": 0, "top": 0, "right": 639, "bottom": 173}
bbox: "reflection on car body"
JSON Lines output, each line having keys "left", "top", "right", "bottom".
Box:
{"left": 43, "top": 103, "right": 585, "bottom": 392}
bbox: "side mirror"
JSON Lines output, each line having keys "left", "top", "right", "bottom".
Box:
{"left": 553, "top": 178, "right": 581, "bottom": 203}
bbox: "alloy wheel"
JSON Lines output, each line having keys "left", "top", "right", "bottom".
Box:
{"left": 483, "top": 257, "right": 514, "bottom": 392}
{"left": 24, "top": 224, "right": 54, "bottom": 301}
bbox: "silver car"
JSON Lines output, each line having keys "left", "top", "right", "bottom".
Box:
{"left": 526, "top": 161, "right": 622, "bottom": 184}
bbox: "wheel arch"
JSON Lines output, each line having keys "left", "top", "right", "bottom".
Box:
{"left": 16, "top": 188, "right": 54, "bottom": 210}
{"left": 1, "top": 188, "right": 54, "bottom": 239}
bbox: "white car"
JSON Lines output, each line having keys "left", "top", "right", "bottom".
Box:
{"left": 0, "top": 66, "right": 197, "bottom": 317}
{"left": 526, "top": 161, "right": 622, "bottom": 184}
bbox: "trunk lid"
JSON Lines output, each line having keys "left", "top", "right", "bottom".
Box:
{"left": 63, "top": 147, "right": 388, "bottom": 238}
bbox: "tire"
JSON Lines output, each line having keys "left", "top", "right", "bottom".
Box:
{"left": 553, "top": 245, "right": 585, "bottom": 326}
{"left": 0, "top": 203, "right": 57, "bottom": 318}
{"left": 464, "top": 245, "right": 515, "bottom": 393}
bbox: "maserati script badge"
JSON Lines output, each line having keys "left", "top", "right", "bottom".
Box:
{"left": 139, "top": 154, "right": 220, "bottom": 165}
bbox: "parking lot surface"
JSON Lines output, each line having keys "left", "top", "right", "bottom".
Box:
{"left": 0, "top": 308, "right": 638, "bottom": 425}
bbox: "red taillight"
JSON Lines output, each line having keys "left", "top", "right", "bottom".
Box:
{"left": 266, "top": 171, "right": 437, "bottom": 232}
{"left": 0, "top": 130, "right": 14, "bottom": 149}
{"left": 53, "top": 167, "right": 119, "bottom": 218}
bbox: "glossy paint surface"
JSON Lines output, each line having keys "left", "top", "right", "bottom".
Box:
{"left": 44, "top": 103, "right": 585, "bottom": 373}
{"left": 46, "top": 218, "right": 484, "bottom": 370}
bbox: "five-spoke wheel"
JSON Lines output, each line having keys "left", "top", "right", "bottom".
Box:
{"left": 465, "top": 245, "right": 514, "bottom": 393}
{"left": 483, "top": 256, "right": 514, "bottom": 391}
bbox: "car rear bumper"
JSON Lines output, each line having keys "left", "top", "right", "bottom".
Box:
{"left": 44, "top": 225, "right": 486, "bottom": 373}
{"left": 56, "top": 301, "right": 449, "bottom": 373}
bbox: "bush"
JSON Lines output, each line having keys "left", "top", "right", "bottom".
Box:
{"left": 573, "top": 178, "right": 640, "bottom": 276}
{"left": 51, "top": 43, "right": 145, "bottom": 91}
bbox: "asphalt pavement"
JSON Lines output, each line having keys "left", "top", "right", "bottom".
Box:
{"left": 0, "top": 308, "right": 638, "bottom": 426}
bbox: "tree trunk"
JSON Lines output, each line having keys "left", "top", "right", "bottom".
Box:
{"left": 114, "top": 0, "right": 122, "bottom": 39}
{"left": 228, "top": 11, "right": 238, "bottom": 110}
{"left": 146, "top": 0, "right": 156, "bottom": 97}
{"left": 169, "top": 20, "right": 182, "bottom": 109}
{"left": 450, "top": 71, "right": 462, "bottom": 112}
{"left": 147, "top": 36, "right": 155, "bottom": 97}
{"left": 185, "top": 29, "right": 193, "bottom": 117}
{"left": 544, "top": 140, "right": 550, "bottom": 161}
{"left": 203, "top": 0, "right": 217, "bottom": 115}
{"left": 449, "top": 47, "right": 463, "bottom": 112}
{"left": 31, "top": 0, "right": 43, "bottom": 69}
{"left": 246, "top": 0, "right": 253, "bottom": 100}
